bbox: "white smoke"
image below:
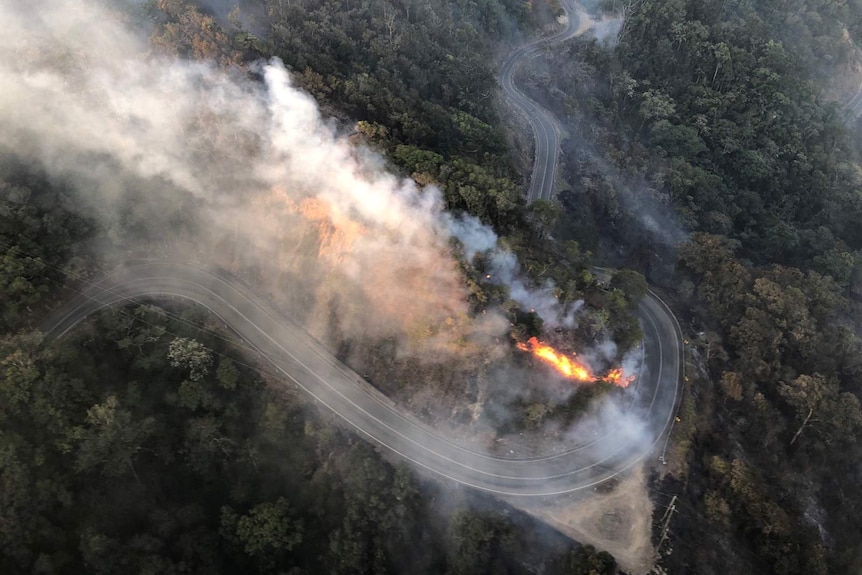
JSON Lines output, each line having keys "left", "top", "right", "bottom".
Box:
{"left": 0, "top": 0, "right": 659, "bottom": 494}
{"left": 577, "top": 0, "right": 624, "bottom": 46}
{"left": 589, "top": 13, "right": 623, "bottom": 46}
{"left": 0, "top": 0, "right": 588, "bottom": 357}
{"left": 562, "top": 395, "right": 649, "bottom": 457}
{"left": 488, "top": 249, "right": 582, "bottom": 327}
{"left": 444, "top": 214, "right": 584, "bottom": 327}
{"left": 442, "top": 213, "right": 498, "bottom": 261}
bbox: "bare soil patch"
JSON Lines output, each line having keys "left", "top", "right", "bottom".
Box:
{"left": 506, "top": 463, "right": 656, "bottom": 574}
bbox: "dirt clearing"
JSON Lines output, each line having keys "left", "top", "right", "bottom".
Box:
{"left": 506, "top": 463, "right": 655, "bottom": 574}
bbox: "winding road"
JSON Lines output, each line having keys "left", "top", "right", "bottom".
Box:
{"left": 500, "top": 0, "right": 582, "bottom": 203}
{"left": 43, "top": 262, "right": 682, "bottom": 497}
{"left": 845, "top": 81, "right": 862, "bottom": 120}
{"left": 40, "top": 1, "right": 682, "bottom": 497}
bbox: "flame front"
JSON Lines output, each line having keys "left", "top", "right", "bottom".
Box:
{"left": 516, "top": 337, "right": 634, "bottom": 387}
{"left": 604, "top": 367, "right": 636, "bottom": 388}
{"left": 516, "top": 337, "right": 594, "bottom": 381}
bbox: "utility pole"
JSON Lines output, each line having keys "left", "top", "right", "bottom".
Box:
{"left": 657, "top": 495, "right": 677, "bottom": 552}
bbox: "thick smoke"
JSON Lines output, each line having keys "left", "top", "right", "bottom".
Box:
{"left": 0, "top": 0, "right": 585, "bottom": 362}
{"left": 1, "top": 0, "right": 656, "bottom": 481}
{"left": 572, "top": 0, "right": 624, "bottom": 47}
{"left": 445, "top": 214, "right": 583, "bottom": 327}
{"left": 589, "top": 14, "right": 623, "bottom": 46}
{"left": 0, "top": 0, "right": 503, "bottom": 355}
{"left": 489, "top": 249, "right": 582, "bottom": 327}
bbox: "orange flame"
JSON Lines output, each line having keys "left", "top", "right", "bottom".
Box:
{"left": 604, "top": 367, "right": 636, "bottom": 389}
{"left": 516, "top": 337, "right": 634, "bottom": 387}
{"left": 516, "top": 337, "right": 593, "bottom": 381}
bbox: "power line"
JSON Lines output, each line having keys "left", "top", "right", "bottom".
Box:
{"left": 646, "top": 487, "right": 773, "bottom": 570}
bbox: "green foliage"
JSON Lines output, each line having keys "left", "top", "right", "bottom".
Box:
{"left": 523, "top": 402, "right": 549, "bottom": 429}
{"left": 0, "top": 2, "right": 641, "bottom": 574}
{"left": 509, "top": 0, "right": 862, "bottom": 571}
{"left": 392, "top": 144, "right": 523, "bottom": 231}
{"left": 168, "top": 337, "right": 213, "bottom": 382}
{"left": 449, "top": 511, "right": 520, "bottom": 575}
{"left": 224, "top": 498, "right": 303, "bottom": 560}
{"left": 0, "top": 249, "right": 48, "bottom": 327}
{"left": 615, "top": 0, "right": 862, "bottom": 265}
{"left": 259, "top": 0, "right": 528, "bottom": 159}
{"left": 609, "top": 269, "right": 647, "bottom": 307}
{"left": 779, "top": 373, "right": 862, "bottom": 448}
{"left": 528, "top": 199, "right": 563, "bottom": 238}
{"left": 71, "top": 395, "right": 155, "bottom": 480}
{"left": 0, "top": 160, "right": 93, "bottom": 331}
{"left": 568, "top": 544, "right": 616, "bottom": 575}
{"left": 0, "top": 305, "right": 587, "bottom": 573}
{"left": 216, "top": 357, "right": 240, "bottom": 390}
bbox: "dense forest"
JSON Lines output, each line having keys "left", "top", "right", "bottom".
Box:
{"left": 146, "top": 0, "right": 644, "bottom": 429}
{"left": 512, "top": 0, "right": 862, "bottom": 572}
{"left": 0, "top": 283, "right": 601, "bottom": 573}
{"left": 6, "top": 0, "right": 862, "bottom": 573}
{"left": 0, "top": 0, "right": 623, "bottom": 573}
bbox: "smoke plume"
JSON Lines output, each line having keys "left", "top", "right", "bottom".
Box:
{"left": 0, "top": 0, "right": 593, "bottom": 358}
{"left": 445, "top": 214, "right": 583, "bottom": 327}
{"left": 0, "top": 2, "right": 452, "bottom": 349}
{"left": 1, "top": 0, "right": 656, "bottom": 482}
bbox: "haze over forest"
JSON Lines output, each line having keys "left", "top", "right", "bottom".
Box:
{"left": 2, "top": 0, "right": 862, "bottom": 574}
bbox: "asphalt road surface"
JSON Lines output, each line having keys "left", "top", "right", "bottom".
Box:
{"left": 500, "top": 0, "right": 582, "bottom": 203}
{"left": 42, "top": 262, "right": 682, "bottom": 497}
{"left": 845, "top": 82, "right": 862, "bottom": 120}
